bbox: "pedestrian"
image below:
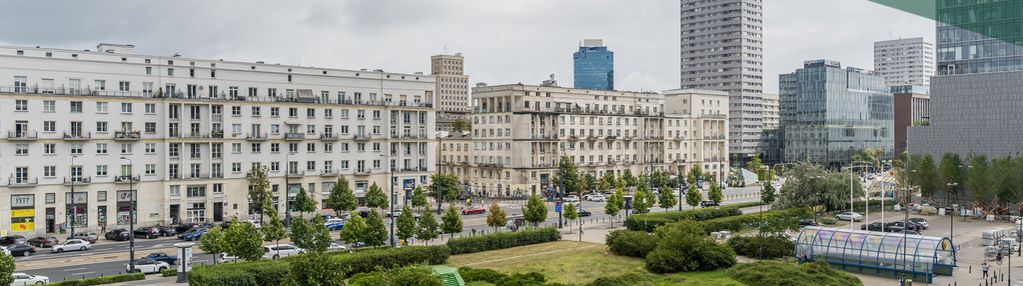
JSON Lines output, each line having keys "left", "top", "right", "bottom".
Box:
{"left": 982, "top": 262, "right": 990, "bottom": 278}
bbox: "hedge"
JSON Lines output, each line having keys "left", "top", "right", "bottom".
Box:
{"left": 457, "top": 267, "right": 574, "bottom": 286}
{"left": 189, "top": 245, "right": 450, "bottom": 286}
{"left": 161, "top": 268, "right": 177, "bottom": 277}
{"left": 700, "top": 208, "right": 811, "bottom": 234}
{"left": 729, "top": 260, "right": 862, "bottom": 286}
{"left": 625, "top": 205, "right": 744, "bottom": 232}
{"left": 587, "top": 273, "right": 655, "bottom": 286}
{"left": 447, "top": 227, "right": 560, "bottom": 255}
{"left": 604, "top": 230, "right": 658, "bottom": 258}
{"left": 48, "top": 273, "right": 145, "bottom": 286}
{"left": 727, "top": 235, "right": 795, "bottom": 259}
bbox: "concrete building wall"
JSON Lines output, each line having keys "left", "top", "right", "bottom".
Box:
{"left": 874, "top": 38, "right": 935, "bottom": 87}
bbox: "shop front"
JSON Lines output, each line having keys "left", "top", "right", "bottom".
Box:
{"left": 10, "top": 194, "right": 35, "bottom": 233}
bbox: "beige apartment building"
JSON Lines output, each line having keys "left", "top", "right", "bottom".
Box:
{"left": 431, "top": 54, "right": 470, "bottom": 132}
{"left": 439, "top": 84, "right": 728, "bottom": 197}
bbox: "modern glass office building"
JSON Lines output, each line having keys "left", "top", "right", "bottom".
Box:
{"left": 936, "top": 0, "right": 1023, "bottom": 75}
{"left": 779, "top": 60, "right": 894, "bottom": 166}
{"left": 573, "top": 39, "right": 614, "bottom": 90}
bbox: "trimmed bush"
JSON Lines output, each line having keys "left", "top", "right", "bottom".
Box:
{"left": 348, "top": 265, "right": 443, "bottom": 286}
{"left": 48, "top": 273, "right": 145, "bottom": 286}
{"left": 729, "top": 260, "right": 862, "bottom": 286}
{"left": 625, "top": 204, "right": 749, "bottom": 232}
{"left": 447, "top": 227, "right": 560, "bottom": 255}
{"left": 604, "top": 230, "right": 658, "bottom": 258}
{"left": 189, "top": 245, "right": 450, "bottom": 285}
{"left": 727, "top": 235, "right": 795, "bottom": 259}
{"left": 161, "top": 268, "right": 177, "bottom": 277}
{"left": 643, "top": 220, "right": 736, "bottom": 274}
{"left": 459, "top": 267, "right": 508, "bottom": 284}
{"left": 700, "top": 208, "right": 811, "bottom": 234}
{"left": 587, "top": 273, "right": 655, "bottom": 286}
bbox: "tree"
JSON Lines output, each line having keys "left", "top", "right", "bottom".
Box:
{"left": 411, "top": 186, "right": 428, "bottom": 212}
{"left": 912, "top": 154, "right": 941, "bottom": 198}
{"left": 748, "top": 155, "right": 764, "bottom": 181}
{"left": 306, "top": 216, "right": 334, "bottom": 252}
{"left": 338, "top": 215, "right": 366, "bottom": 244}
{"left": 441, "top": 205, "right": 464, "bottom": 239}
{"left": 774, "top": 162, "right": 864, "bottom": 212}
{"left": 289, "top": 218, "right": 313, "bottom": 251}
{"left": 708, "top": 180, "right": 723, "bottom": 204}
{"left": 645, "top": 220, "right": 736, "bottom": 273}
{"left": 686, "top": 185, "right": 702, "bottom": 208}
{"left": 687, "top": 166, "right": 703, "bottom": 185}
{"left": 622, "top": 169, "right": 638, "bottom": 189}
{"left": 286, "top": 252, "right": 347, "bottom": 286}
{"left": 199, "top": 226, "right": 226, "bottom": 264}
{"left": 851, "top": 148, "right": 883, "bottom": 169}
{"left": 604, "top": 191, "right": 621, "bottom": 226}
{"left": 761, "top": 183, "right": 776, "bottom": 205}
{"left": 486, "top": 202, "right": 507, "bottom": 232}
{"left": 223, "top": 217, "right": 263, "bottom": 261}
{"left": 613, "top": 188, "right": 625, "bottom": 217}
{"left": 967, "top": 154, "right": 994, "bottom": 207}
{"left": 558, "top": 156, "right": 582, "bottom": 197}
{"left": 396, "top": 205, "right": 417, "bottom": 245}
{"left": 452, "top": 118, "right": 472, "bottom": 132}
{"left": 599, "top": 172, "right": 617, "bottom": 191}
{"left": 262, "top": 205, "right": 287, "bottom": 255}
{"left": 365, "top": 182, "right": 388, "bottom": 210}
{"left": 430, "top": 173, "right": 461, "bottom": 214}
{"left": 326, "top": 176, "right": 357, "bottom": 217}
{"left": 416, "top": 207, "right": 439, "bottom": 245}
{"left": 0, "top": 252, "right": 13, "bottom": 286}
{"left": 293, "top": 187, "right": 317, "bottom": 218}
{"left": 563, "top": 203, "right": 579, "bottom": 233}
{"left": 584, "top": 174, "right": 598, "bottom": 193}
{"left": 940, "top": 153, "right": 964, "bottom": 203}
{"left": 523, "top": 194, "right": 548, "bottom": 227}
{"left": 247, "top": 166, "right": 272, "bottom": 225}
{"left": 363, "top": 211, "right": 388, "bottom": 247}
{"left": 633, "top": 186, "right": 651, "bottom": 213}
{"left": 657, "top": 186, "right": 678, "bottom": 211}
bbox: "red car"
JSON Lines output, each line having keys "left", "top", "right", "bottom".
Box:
{"left": 461, "top": 207, "right": 486, "bottom": 215}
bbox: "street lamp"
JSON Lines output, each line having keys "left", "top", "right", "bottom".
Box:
{"left": 69, "top": 155, "right": 79, "bottom": 239}
{"left": 842, "top": 163, "right": 871, "bottom": 230}
{"left": 381, "top": 154, "right": 395, "bottom": 247}
{"left": 119, "top": 157, "right": 136, "bottom": 272}
{"left": 945, "top": 182, "right": 957, "bottom": 246}
{"left": 284, "top": 152, "right": 296, "bottom": 227}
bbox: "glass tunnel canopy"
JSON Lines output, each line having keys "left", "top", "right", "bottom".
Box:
{"left": 795, "top": 226, "right": 956, "bottom": 282}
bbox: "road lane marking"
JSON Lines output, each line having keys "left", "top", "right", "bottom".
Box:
{"left": 63, "top": 267, "right": 87, "bottom": 272}
{"left": 69, "top": 271, "right": 95, "bottom": 276}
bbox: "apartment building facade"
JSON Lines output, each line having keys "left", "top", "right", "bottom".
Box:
{"left": 0, "top": 44, "right": 436, "bottom": 235}
{"left": 874, "top": 37, "right": 935, "bottom": 87}
{"left": 458, "top": 84, "right": 728, "bottom": 196}
{"left": 431, "top": 54, "right": 470, "bottom": 132}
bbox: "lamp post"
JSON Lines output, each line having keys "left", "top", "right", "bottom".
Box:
{"left": 120, "top": 157, "right": 136, "bottom": 272}
{"left": 284, "top": 152, "right": 295, "bottom": 227}
{"left": 381, "top": 154, "right": 395, "bottom": 247}
{"left": 69, "top": 155, "right": 78, "bottom": 239}
{"left": 842, "top": 163, "right": 871, "bottom": 230}
{"left": 946, "top": 182, "right": 957, "bottom": 247}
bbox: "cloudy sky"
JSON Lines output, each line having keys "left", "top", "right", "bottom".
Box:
{"left": 1, "top": 0, "right": 933, "bottom": 93}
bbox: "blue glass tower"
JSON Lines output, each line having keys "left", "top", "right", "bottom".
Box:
{"left": 573, "top": 39, "right": 614, "bottom": 90}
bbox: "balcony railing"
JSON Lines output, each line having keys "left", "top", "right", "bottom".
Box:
{"left": 114, "top": 130, "right": 141, "bottom": 141}
{"left": 7, "top": 131, "right": 38, "bottom": 141}
{"left": 353, "top": 134, "right": 371, "bottom": 141}
{"left": 320, "top": 170, "right": 339, "bottom": 177}
{"left": 246, "top": 132, "right": 269, "bottom": 141}
{"left": 8, "top": 176, "right": 38, "bottom": 187}
{"left": 320, "top": 133, "right": 338, "bottom": 141}
{"left": 286, "top": 170, "right": 306, "bottom": 178}
{"left": 284, "top": 133, "right": 306, "bottom": 141}
{"left": 114, "top": 175, "right": 140, "bottom": 183}
{"left": 63, "top": 132, "right": 91, "bottom": 141}
{"left": 398, "top": 167, "right": 429, "bottom": 173}
{"left": 63, "top": 176, "right": 92, "bottom": 185}
{"left": 354, "top": 169, "right": 371, "bottom": 175}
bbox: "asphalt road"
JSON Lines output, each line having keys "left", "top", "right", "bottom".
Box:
{"left": 15, "top": 185, "right": 766, "bottom": 282}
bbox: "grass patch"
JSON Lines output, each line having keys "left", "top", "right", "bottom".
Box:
{"left": 447, "top": 240, "right": 744, "bottom": 286}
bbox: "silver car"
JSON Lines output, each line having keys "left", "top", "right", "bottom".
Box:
{"left": 835, "top": 212, "right": 863, "bottom": 222}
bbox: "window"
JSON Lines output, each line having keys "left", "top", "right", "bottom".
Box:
{"left": 43, "top": 121, "right": 55, "bottom": 132}
{"left": 271, "top": 143, "right": 280, "bottom": 153}
{"left": 44, "top": 143, "right": 56, "bottom": 155}
{"left": 145, "top": 103, "right": 156, "bottom": 114}
{"left": 211, "top": 144, "right": 223, "bottom": 158}
{"left": 325, "top": 109, "right": 333, "bottom": 118}
{"left": 15, "top": 144, "right": 28, "bottom": 155}
{"left": 143, "top": 82, "right": 153, "bottom": 96}
{"left": 44, "top": 166, "right": 56, "bottom": 177}
{"left": 232, "top": 143, "right": 242, "bottom": 154}
{"left": 232, "top": 162, "right": 242, "bottom": 173}
{"left": 169, "top": 185, "right": 180, "bottom": 196}
{"left": 96, "top": 165, "right": 108, "bottom": 176}
{"left": 120, "top": 143, "right": 132, "bottom": 154}
{"left": 231, "top": 106, "right": 241, "bottom": 116}
{"left": 146, "top": 164, "right": 156, "bottom": 175}
{"left": 307, "top": 143, "right": 316, "bottom": 153}
{"left": 96, "top": 143, "right": 108, "bottom": 154}
{"left": 145, "top": 122, "right": 156, "bottom": 133}
{"left": 118, "top": 81, "right": 130, "bottom": 92}
{"left": 70, "top": 144, "right": 82, "bottom": 155}
{"left": 15, "top": 100, "right": 27, "bottom": 111}
{"left": 120, "top": 102, "right": 132, "bottom": 113}
{"left": 248, "top": 87, "right": 258, "bottom": 97}
{"left": 251, "top": 106, "right": 261, "bottom": 117}
{"left": 95, "top": 102, "right": 107, "bottom": 113}
{"left": 306, "top": 108, "right": 315, "bottom": 117}
{"left": 43, "top": 100, "right": 55, "bottom": 112}
{"left": 168, "top": 68, "right": 174, "bottom": 76}
{"left": 94, "top": 80, "right": 106, "bottom": 90}
{"left": 307, "top": 161, "right": 316, "bottom": 171}
{"left": 270, "top": 107, "right": 280, "bottom": 117}
{"left": 97, "top": 121, "right": 108, "bottom": 133}
{"left": 145, "top": 143, "right": 156, "bottom": 154}
{"left": 324, "top": 143, "right": 333, "bottom": 153}
{"left": 213, "top": 183, "right": 223, "bottom": 193}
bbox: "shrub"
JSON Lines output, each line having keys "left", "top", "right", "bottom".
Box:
{"left": 496, "top": 272, "right": 546, "bottom": 286}
{"left": 727, "top": 235, "right": 795, "bottom": 259}
{"left": 334, "top": 245, "right": 450, "bottom": 275}
{"left": 700, "top": 208, "right": 810, "bottom": 234}
{"left": 729, "top": 260, "right": 862, "bottom": 286}
{"left": 644, "top": 220, "right": 736, "bottom": 274}
{"left": 587, "top": 273, "right": 655, "bottom": 286}
{"left": 604, "top": 230, "right": 658, "bottom": 258}
{"left": 190, "top": 259, "right": 290, "bottom": 286}
{"left": 48, "top": 273, "right": 145, "bottom": 286}
{"left": 287, "top": 252, "right": 346, "bottom": 286}
{"left": 161, "top": 268, "right": 177, "bottom": 277}
{"left": 348, "top": 265, "right": 443, "bottom": 286}
{"left": 447, "top": 227, "right": 560, "bottom": 254}
{"left": 459, "top": 267, "right": 508, "bottom": 283}
{"left": 625, "top": 204, "right": 747, "bottom": 232}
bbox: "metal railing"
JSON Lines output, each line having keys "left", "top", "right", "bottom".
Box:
{"left": 63, "top": 132, "right": 91, "bottom": 141}
{"left": 114, "top": 130, "right": 141, "bottom": 140}
{"left": 114, "top": 175, "right": 140, "bottom": 183}
{"left": 284, "top": 133, "right": 306, "bottom": 140}
{"left": 246, "top": 132, "right": 269, "bottom": 140}
{"left": 0, "top": 86, "right": 436, "bottom": 108}
{"left": 7, "top": 131, "right": 38, "bottom": 140}
{"left": 8, "top": 176, "right": 37, "bottom": 187}
{"left": 63, "top": 176, "right": 92, "bottom": 185}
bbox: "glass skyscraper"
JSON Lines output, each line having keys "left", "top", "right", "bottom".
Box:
{"left": 779, "top": 60, "right": 894, "bottom": 166}
{"left": 936, "top": 0, "right": 1023, "bottom": 75}
{"left": 573, "top": 39, "right": 614, "bottom": 90}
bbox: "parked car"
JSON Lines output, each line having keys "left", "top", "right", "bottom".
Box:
{"left": 584, "top": 193, "right": 606, "bottom": 202}
{"left": 835, "top": 212, "right": 864, "bottom": 222}
{"left": 327, "top": 243, "right": 347, "bottom": 251}
{"left": 240, "top": 219, "right": 262, "bottom": 228}
{"left": 134, "top": 227, "right": 160, "bottom": 239}
{"left": 51, "top": 239, "right": 90, "bottom": 253}
{"left": 324, "top": 218, "right": 344, "bottom": 225}
{"left": 887, "top": 221, "right": 922, "bottom": 232}
{"left": 216, "top": 253, "right": 240, "bottom": 263}
{"left": 578, "top": 209, "right": 592, "bottom": 217}
{"left": 0, "top": 235, "right": 27, "bottom": 246}
{"left": 357, "top": 210, "right": 371, "bottom": 218}
{"left": 461, "top": 207, "right": 486, "bottom": 215}
{"left": 182, "top": 228, "right": 208, "bottom": 241}
{"left": 173, "top": 223, "right": 200, "bottom": 234}
{"left": 895, "top": 229, "right": 922, "bottom": 235}
{"left": 700, "top": 201, "right": 720, "bottom": 207}
{"left": 563, "top": 195, "right": 580, "bottom": 203}
{"left": 6, "top": 243, "right": 36, "bottom": 257}
{"left": 126, "top": 258, "right": 170, "bottom": 274}
{"left": 26, "top": 236, "right": 58, "bottom": 248}
{"left": 11, "top": 273, "right": 48, "bottom": 285}
{"left": 908, "top": 217, "right": 929, "bottom": 229}
{"left": 71, "top": 232, "right": 99, "bottom": 243}
{"left": 386, "top": 210, "right": 403, "bottom": 218}
{"left": 144, "top": 252, "right": 177, "bottom": 265}
{"left": 263, "top": 244, "right": 305, "bottom": 259}
{"left": 158, "top": 225, "right": 179, "bottom": 237}
{"left": 861, "top": 222, "right": 887, "bottom": 232}
{"left": 798, "top": 218, "right": 818, "bottom": 227}
{"left": 105, "top": 229, "right": 131, "bottom": 241}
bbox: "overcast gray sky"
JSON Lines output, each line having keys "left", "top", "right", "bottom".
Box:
{"left": 1, "top": 0, "right": 933, "bottom": 93}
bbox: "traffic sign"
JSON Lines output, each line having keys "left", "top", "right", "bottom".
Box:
{"left": 555, "top": 204, "right": 561, "bottom": 213}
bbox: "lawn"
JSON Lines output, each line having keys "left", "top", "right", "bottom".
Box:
{"left": 446, "top": 240, "right": 745, "bottom": 286}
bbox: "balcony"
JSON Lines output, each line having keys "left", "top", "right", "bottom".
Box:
{"left": 320, "top": 133, "right": 338, "bottom": 141}
{"left": 183, "top": 173, "right": 212, "bottom": 180}
{"left": 212, "top": 114, "right": 223, "bottom": 122}
{"left": 353, "top": 134, "right": 371, "bottom": 141}
{"left": 286, "top": 170, "right": 305, "bottom": 178}
{"left": 8, "top": 176, "right": 37, "bottom": 187}
{"left": 284, "top": 133, "right": 306, "bottom": 141}
{"left": 63, "top": 176, "right": 92, "bottom": 185}
{"left": 605, "top": 135, "right": 617, "bottom": 140}
{"left": 586, "top": 135, "right": 599, "bottom": 140}
{"left": 477, "top": 163, "right": 505, "bottom": 168}
{"left": 210, "top": 130, "right": 224, "bottom": 139}
{"left": 246, "top": 132, "right": 269, "bottom": 141}
{"left": 61, "top": 132, "right": 91, "bottom": 141}
{"left": 179, "top": 132, "right": 209, "bottom": 139}
{"left": 398, "top": 167, "right": 429, "bottom": 173}
{"left": 320, "top": 170, "right": 339, "bottom": 177}
{"left": 7, "top": 131, "right": 38, "bottom": 141}
{"left": 354, "top": 169, "right": 371, "bottom": 176}
{"left": 114, "top": 130, "right": 141, "bottom": 141}
{"left": 114, "top": 175, "right": 140, "bottom": 183}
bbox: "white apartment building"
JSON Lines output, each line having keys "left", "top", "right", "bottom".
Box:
{"left": 0, "top": 44, "right": 436, "bottom": 236}
{"left": 761, "top": 93, "right": 779, "bottom": 130}
{"left": 874, "top": 37, "right": 935, "bottom": 87}
{"left": 455, "top": 84, "right": 728, "bottom": 196}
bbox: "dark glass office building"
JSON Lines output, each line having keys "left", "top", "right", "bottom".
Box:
{"left": 779, "top": 60, "right": 894, "bottom": 167}
{"left": 573, "top": 39, "right": 614, "bottom": 90}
